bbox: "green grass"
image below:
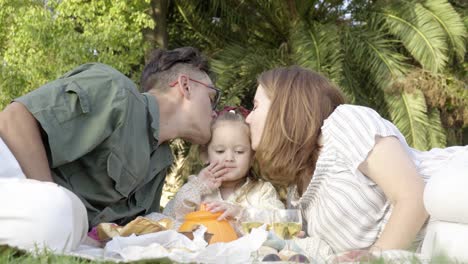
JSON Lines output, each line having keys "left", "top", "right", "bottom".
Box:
{"left": 0, "top": 245, "right": 460, "bottom": 264}
{"left": 0, "top": 245, "right": 173, "bottom": 264}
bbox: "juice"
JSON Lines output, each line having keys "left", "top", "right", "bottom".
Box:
{"left": 272, "top": 222, "right": 302, "bottom": 239}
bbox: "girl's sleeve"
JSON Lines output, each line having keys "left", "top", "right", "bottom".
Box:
{"left": 162, "top": 175, "right": 213, "bottom": 223}
{"left": 258, "top": 181, "right": 285, "bottom": 209}
{"left": 323, "top": 105, "right": 407, "bottom": 178}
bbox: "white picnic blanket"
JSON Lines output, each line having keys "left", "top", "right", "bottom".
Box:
{"left": 69, "top": 225, "right": 269, "bottom": 263}
{"left": 67, "top": 225, "right": 430, "bottom": 264}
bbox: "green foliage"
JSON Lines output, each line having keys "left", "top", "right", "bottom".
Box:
{"left": 165, "top": 0, "right": 467, "bottom": 181}
{"left": 0, "top": 0, "right": 153, "bottom": 109}
{"left": 291, "top": 22, "right": 343, "bottom": 83}
{"left": 386, "top": 90, "right": 433, "bottom": 150}
{"left": 211, "top": 44, "right": 287, "bottom": 108}
{"left": 2, "top": 0, "right": 466, "bottom": 148}
{"left": 427, "top": 108, "right": 448, "bottom": 148}
{"left": 0, "top": 245, "right": 173, "bottom": 264}
{"left": 424, "top": 0, "right": 467, "bottom": 64}
{"left": 178, "top": 0, "right": 467, "bottom": 149}
{"left": 380, "top": 1, "right": 449, "bottom": 73}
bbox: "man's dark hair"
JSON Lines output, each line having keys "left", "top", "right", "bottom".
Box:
{"left": 140, "top": 47, "right": 210, "bottom": 92}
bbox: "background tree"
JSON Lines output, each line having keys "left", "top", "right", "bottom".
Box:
{"left": 0, "top": 0, "right": 153, "bottom": 108}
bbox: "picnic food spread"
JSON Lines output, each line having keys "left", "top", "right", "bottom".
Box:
{"left": 96, "top": 216, "right": 174, "bottom": 241}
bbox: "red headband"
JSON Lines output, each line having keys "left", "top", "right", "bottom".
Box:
{"left": 216, "top": 106, "right": 250, "bottom": 118}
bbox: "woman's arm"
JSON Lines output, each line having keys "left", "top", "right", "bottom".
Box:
{"left": 359, "top": 136, "right": 428, "bottom": 250}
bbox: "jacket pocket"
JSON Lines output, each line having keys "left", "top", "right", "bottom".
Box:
{"left": 107, "top": 152, "right": 137, "bottom": 197}
{"left": 55, "top": 81, "right": 90, "bottom": 123}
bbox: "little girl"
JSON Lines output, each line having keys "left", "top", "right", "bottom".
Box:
{"left": 163, "top": 107, "right": 284, "bottom": 226}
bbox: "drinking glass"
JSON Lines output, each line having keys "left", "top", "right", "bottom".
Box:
{"left": 272, "top": 209, "right": 302, "bottom": 252}
{"left": 272, "top": 209, "right": 302, "bottom": 240}
{"left": 239, "top": 208, "right": 272, "bottom": 236}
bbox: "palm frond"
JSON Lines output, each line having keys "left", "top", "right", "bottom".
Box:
{"left": 339, "top": 60, "right": 363, "bottom": 104}
{"left": 346, "top": 26, "right": 410, "bottom": 91}
{"left": 175, "top": 2, "right": 225, "bottom": 48}
{"left": 386, "top": 90, "right": 430, "bottom": 150}
{"left": 339, "top": 27, "right": 394, "bottom": 114}
{"left": 211, "top": 43, "right": 286, "bottom": 108}
{"left": 422, "top": 0, "right": 467, "bottom": 63}
{"left": 294, "top": 0, "right": 317, "bottom": 20}
{"left": 380, "top": 1, "right": 448, "bottom": 73}
{"left": 427, "top": 108, "right": 447, "bottom": 148}
{"left": 341, "top": 60, "right": 391, "bottom": 116}
{"left": 290, "top": 21, "right": 344, "bottom": 84}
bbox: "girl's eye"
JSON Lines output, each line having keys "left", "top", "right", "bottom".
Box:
{"left": 215, "top": 150, "right": 225, "bottom": 154}
{"left": 235, "top": 151, "right": 245, "bottom": 154}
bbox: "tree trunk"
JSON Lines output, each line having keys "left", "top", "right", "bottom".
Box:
{"left": 150, "top": 0, "right": 169, "bottom": 49}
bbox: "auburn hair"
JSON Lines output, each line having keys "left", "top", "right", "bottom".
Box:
{"left": 255, "top": 66, "right": 345, "bottom": 196}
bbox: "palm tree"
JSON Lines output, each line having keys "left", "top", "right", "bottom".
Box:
{"left": 174, "top": 0, "right": 467, "bottom": 150}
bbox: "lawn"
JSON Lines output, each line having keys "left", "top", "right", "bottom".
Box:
{"left": 0, "top": 245, "right": 172, "bottom": 264}
{"left": 0, "top": 244, "right": 458, "bottom": 264}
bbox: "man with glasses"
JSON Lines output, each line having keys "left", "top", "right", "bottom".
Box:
{"left": 0, "top": 47, "right": 223, "bottom": 251}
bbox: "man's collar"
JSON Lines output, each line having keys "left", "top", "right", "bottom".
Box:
{"left": 142, "top": 93, "right": 160, "bottom": 141}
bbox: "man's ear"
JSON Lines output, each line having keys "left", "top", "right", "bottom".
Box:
{"left": 177, "top": 75, "right": 191, "bottom": 99}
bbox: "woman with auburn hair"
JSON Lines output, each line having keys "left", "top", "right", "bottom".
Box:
{"left": 238, "top": 66, "right": 468, "bottom": 262}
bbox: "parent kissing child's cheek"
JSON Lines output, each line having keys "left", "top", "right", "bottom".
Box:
{"left": 246, "top": 85, "right": 271, "bottom": 151}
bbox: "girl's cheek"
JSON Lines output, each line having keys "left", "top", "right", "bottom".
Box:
{"left": 209, "top": 157, "right": 221, "bottom": 164}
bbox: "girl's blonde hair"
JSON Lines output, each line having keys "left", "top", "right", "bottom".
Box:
{"left": 256, "top": 66, "right": 345, "bottom": 196}
{"left": 200, "top": 109, "right": 259, "bottom": 203}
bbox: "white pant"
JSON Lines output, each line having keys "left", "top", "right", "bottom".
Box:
{"left": 422, "top": 148, "right": 468, "bottom": 261}
{"left": 0, "top": 138, "right": 88, "bottom": 252}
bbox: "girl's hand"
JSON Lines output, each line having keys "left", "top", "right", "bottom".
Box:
{"left": 197, "top": 161, "right": 227, "bottom": 191}
{"left": 204, "top": 201, "right": 242, "bottom": 221}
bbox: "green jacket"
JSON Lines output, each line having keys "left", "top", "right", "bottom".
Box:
{"left": 15, "top": 63, "right": 173, "bottom": 226}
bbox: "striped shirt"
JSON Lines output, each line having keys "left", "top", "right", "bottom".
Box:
{"left": 290, "top": 104, "right": 467, "bottom": 254}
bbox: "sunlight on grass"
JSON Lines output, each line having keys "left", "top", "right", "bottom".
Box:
{"left": 0, "top": 245, "right": 173, "bottom": 264}
{"left": 0, "top": 244, "right": 460, "bottom": 264}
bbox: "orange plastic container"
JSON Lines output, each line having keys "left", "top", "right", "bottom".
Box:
{"left": 178, "top": 204, "right": 238, "bottom": 244}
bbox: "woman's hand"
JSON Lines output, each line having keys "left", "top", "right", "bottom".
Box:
{"left": 204, "top": 201, "right": 242, "bottom": 221}
{"left": 197, "top": 161, "right": 227, "bottom": 191}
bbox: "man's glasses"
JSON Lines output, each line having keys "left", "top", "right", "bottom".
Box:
{"left": 169, "top": 77, "right": 222, "bottom": 110}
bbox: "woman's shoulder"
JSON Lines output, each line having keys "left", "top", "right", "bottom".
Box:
{"left": 324, "top": 104, "right": 381, "bottom": 126}
{"left": 322, "top": 104, "right": 392, "bottom": 136}
{"left": 320, "top": 104, "right": 407, "bottom": 168}
{"left": 320, "top": 104, "right": 406, "bottom": 154}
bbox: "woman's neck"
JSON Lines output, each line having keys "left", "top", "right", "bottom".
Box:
{"left": 219, "top": 178, "right": 246, "bottom": 200}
